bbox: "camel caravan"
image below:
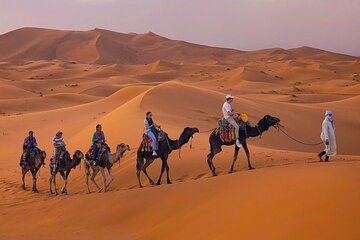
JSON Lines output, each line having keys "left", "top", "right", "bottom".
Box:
{"left": 20, "top": 94, "right": 336, "bottom": 195}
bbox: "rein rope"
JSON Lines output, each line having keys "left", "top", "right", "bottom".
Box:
{"left": 278, "top": 126, "right": 323, "bottom": 146}
{"left": 198, "top": 128, "right": 217, "bottom": 134}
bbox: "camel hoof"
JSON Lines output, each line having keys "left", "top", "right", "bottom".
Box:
{"left": 229, "top": 170, "right": 234, "bottom": 174}
{"left": 167, "top": 181, "right": 172, "bottom": 184}
{"left": 22, "top": 185, "right": 25, "bottom": 190}
{"left": 139, "top": 185, "right": 143, "bottom": 188}
{"left": 248, "top": 167, "right": 255, "bottom": 170}
{"left": 156, "top": 182, "right": 161, "bottom": 185}
{"left": 150, "top": 181, "right": 155, "bottom": 186}
{"left": 212, "top": 173, "right": 217, "bottom": 177}
{"left": 98, "top": 188, "right": 103, "bottom": 193}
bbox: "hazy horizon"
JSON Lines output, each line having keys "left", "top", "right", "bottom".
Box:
{"left": 2, "top": 0, "right": 360, "bottom": 56}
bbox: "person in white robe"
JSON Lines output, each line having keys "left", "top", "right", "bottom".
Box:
{"left": 318, "top": 110, "right": 336, "bottom": 162}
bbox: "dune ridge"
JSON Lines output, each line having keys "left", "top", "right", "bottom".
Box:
{"left": 0, "top": 28, "right": 358, "bottom": 64}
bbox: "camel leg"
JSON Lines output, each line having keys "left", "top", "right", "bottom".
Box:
{"left": 100, "top": 168, "right": 107, "bottom": 192}
{"left": 142, "top": 157, "right": 155, "bottom": 185}
{"left": 229, "top": 146, "right": 240, "bottom": 173}
{"left": 242, "top": 141, "right": 254, "bottom": 170}
{"left": 207, "top": 148, "right": 221, "bottom": 176}
{"left": 91, "top": 169, "right": 102, "bottom": 192}
{"left": 59, "top": 170, "right": 65, "bottom": 193}
{"left": 31, "top": 169, "right": 38, "bottom": 192}
{"left": 106, "top": 167, "right": 113, "bottom": 189}
{"left": 49, "top": 172, "right": 54, "bottom": 194}
{"left": 156, "top": 161, "right": 166, "bottom": 185}
{"left": 84, "top": 163, "right": 91, "bottom": 193}
{"left": 60, "top": 170, "right": 69, "bottom": 195}
{"left": 21, "top": 168, "right": 26, "bottom": 190}
{"left": 53, "top": 173, "right": 58, "bottom": 195}
{"left": 136, "top": 161, "right": 143, "bottom": 188}
{"left": 64, "top": 170, "right": 71, "bottom": 194}
{"left": 165, "top": 159, "right": 172, "bottom": 184}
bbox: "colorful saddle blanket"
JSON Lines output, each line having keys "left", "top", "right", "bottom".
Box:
{"left": 218, "top": 114, "right": 249, "bottom": 142}
{"left": 218, "top": 118, "right": 237, "bottom": 142}
{"left": 141, "top": 134, "right": 159, "bottom": 153}
{"left": 85, "top": 144, "right": 110, "bottom": 162}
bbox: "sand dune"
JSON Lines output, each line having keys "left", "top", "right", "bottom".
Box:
{"left": 1, "top": 28, "right": 357, "bottom": 64}
{"left": 0, "top": 27, "right": 359, "bottom": 240}
{"left": 0, "top": 93, "right": 100, "bottom": 115}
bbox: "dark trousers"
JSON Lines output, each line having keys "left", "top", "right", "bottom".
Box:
{"left": 318, "top": 150, "right": 329, "bottom": 161}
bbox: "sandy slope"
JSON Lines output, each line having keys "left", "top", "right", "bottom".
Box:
{"left": 0, "top": 27, "right": 359, "bottom": 240}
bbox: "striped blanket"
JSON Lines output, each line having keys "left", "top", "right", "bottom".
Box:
{"left": 141, "top": 134, "right": 157, "bottom": 153}
{"left": 218, "top": 118, "right": 237, "bottom": 142}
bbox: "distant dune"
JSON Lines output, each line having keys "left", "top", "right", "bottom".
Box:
{"left": 0, "top": 27, "right": 358, "bottom": 64}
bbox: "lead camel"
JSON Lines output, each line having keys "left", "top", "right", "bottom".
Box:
{"left": 207, "top": 115, "right": 280, "bottom": 176}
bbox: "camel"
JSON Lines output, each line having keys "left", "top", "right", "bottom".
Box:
{"left": 20, "top": 149, "right": 46, "bottom": 192}
{"left": 207, "top": 115, "right": 280, "bottom": 176}
{"left": 136, "top": 127, "right": 199, "bottom": 188}
{"left": 49, "top": 149, "right": 83, "bottom": 195}
{"left": 84, "top": 143, "right": 130, "bottom": 193}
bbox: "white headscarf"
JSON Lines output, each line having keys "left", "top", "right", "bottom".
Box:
{"left": 325, "top": 110, "right": 335, "bottom": 129}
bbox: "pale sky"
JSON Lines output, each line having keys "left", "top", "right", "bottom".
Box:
{"left": 2, "top": 0, "right": 360, "bottom": 56}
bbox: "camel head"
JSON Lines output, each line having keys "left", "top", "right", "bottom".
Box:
{"left": 116, "top": 143, "right": 131, "bottom": 159}
{"left": 179, "top": 127, "right": 199, "bottom": 144}
{"left": 260, "top": 115, "right": 281, "bottom": 130}
{"left": 72, "top": 150, "right": 84, "bottom": 168}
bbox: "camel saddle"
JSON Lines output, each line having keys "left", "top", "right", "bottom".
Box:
{"left": 50, "top": 148, "right": 68, "bottom": 169}
{"left": 85, "top": 144, "right": 110, "bottom": 163}
{"left": 141, "top": 134, "right": 157, "bottom": 153}
{"left": 20, "top": 148, "right": 40, "bottom": 166}
{"left": 217, "top": 114, "right": 249, "bottom": 142}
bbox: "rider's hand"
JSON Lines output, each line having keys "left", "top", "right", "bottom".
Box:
{"left": 325, "top": 140, "right": 329, "bottom": 145}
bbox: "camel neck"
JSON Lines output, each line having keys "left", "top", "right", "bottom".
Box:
{"left": 168, "top": 138, "right": 181, "bottom": 150}
{"left": 246, "top": 122, "right": 268, "bottom": 137}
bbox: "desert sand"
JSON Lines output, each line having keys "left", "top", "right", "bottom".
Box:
{"left": 0, "top": 28, "right": 359, "bottom": 240}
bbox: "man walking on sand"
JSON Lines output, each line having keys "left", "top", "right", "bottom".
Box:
{"left": 223, "top": 94, "right": 241, "bottom": 147}
{"left": 318, "top": 110, "right": 336, "bottom": 162}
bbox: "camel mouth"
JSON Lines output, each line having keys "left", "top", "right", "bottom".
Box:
{"left": 272, "top": 118, "right": 281, "bottom": 130}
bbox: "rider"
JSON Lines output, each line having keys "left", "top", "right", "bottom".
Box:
{"left": 52, "top": 131, "right": 66, "bottom": 172}
{"left": 222, "top": 94, "right": 241, "bottom": 147}
{"left": 21, "top": 130, "right": 38, "bottom": 166}
{"left": 92, "top": 124, "right": 106, "bottom": 165}
{"left": 144, "top": 112, "right": 159, "bottom": 156}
